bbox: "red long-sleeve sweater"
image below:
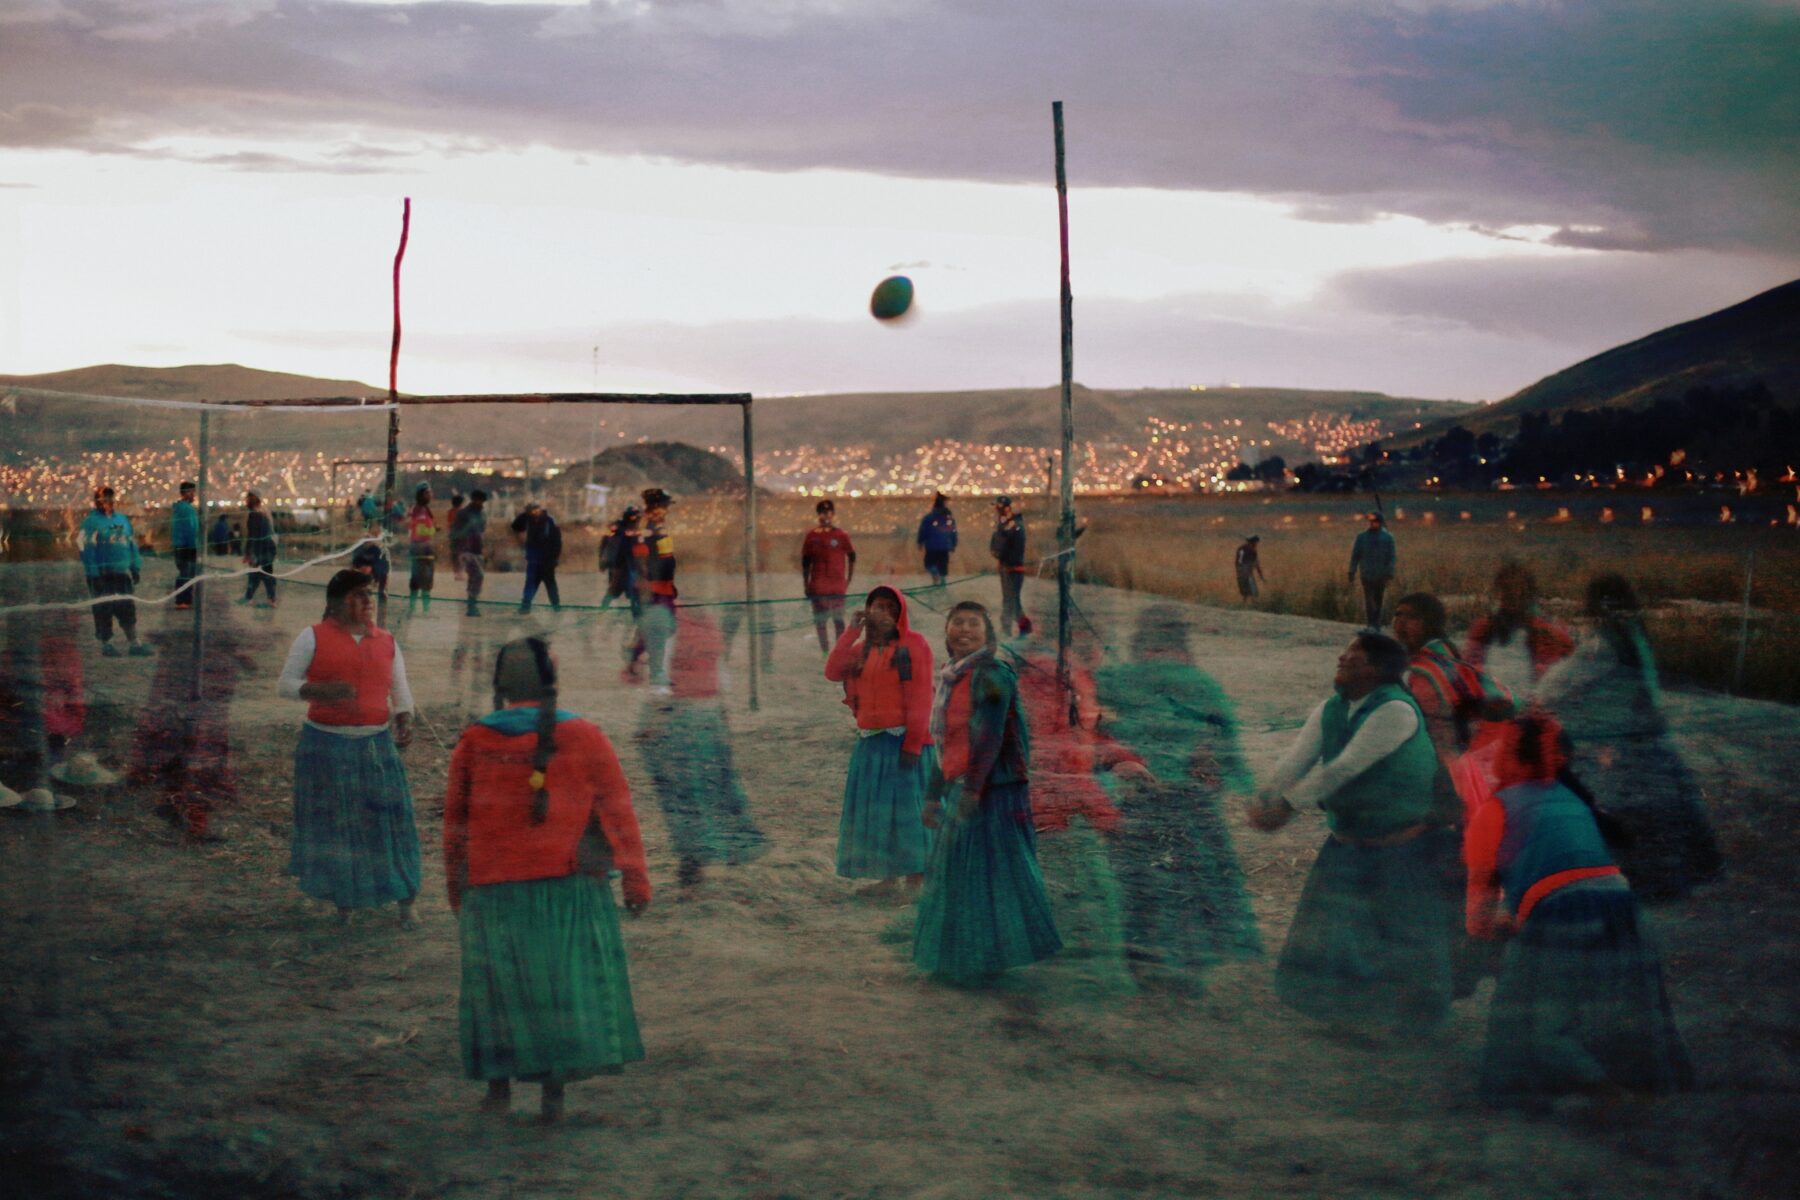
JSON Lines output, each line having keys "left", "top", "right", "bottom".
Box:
{"left": 823, "top": 587, "right": 934, "bottom": 755}
{"left": 443, "top": 709, "right": 650, "bottom": 911}
{"left": 1016, "top": 652, "right": 1126, "bottom": 833}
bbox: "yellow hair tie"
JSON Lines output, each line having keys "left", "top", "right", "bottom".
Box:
{"left": 528, "top": 771, "right": 547, "bottom": 791}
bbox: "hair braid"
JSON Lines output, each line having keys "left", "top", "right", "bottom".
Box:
{"left": 527, "top": 638, "right": 558, "bottom": 825}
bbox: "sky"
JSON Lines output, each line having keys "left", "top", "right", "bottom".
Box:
{"left": 1, "top": 0, "right": 1797, "bottom": 402}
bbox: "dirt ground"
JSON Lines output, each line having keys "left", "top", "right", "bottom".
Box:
{"left": 2, "top": 564, "right": 1796, "bottom": 1199}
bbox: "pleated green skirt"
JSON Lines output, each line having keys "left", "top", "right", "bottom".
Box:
{"left": 458, "top": 874, "right": 644, "bottom": 1082}
{"left": 913, "top": 781, "right": 1063, "bottom": 985}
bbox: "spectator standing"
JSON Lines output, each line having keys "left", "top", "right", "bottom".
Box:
{"left": 627, "top": 489, "right": 678, "bottom": 693}
{"left": 78, "top": 486, "right": 150, "bottom": 657}
{"left": 1348, "top": 512, "right": 1397, "bottom": 629}
{"left": 801, "top": 498, "right": 857, "bottom": 655}
{"left": 208, "top": 513, "right": 234, "bottom": 557}
{"left": 598, "top": 505, "right": 642, "bottom": 616}
{"left": 449, "top": 489, "right": 488, "bottom": 617}
{"left": 240, "top": 491, "right": 278, "bottom": 607}
{"left": 1234, "top": 535, "right": 1264, "bottom": 602}
{"left": 990, "top": 495, "right": 1028, "bottom": 637}
{"left": 171, "top": 479, "right": 201, "bottom": 610}
{"left": 511, "top": 502, "right": 563, "bottom": 614}
{"left": 446, "top": 493, "right": 466, "bottom": 580}
{"left": 916, "top": 492, "right": 958, "bottom": 586}
{"left": 406, "top": 484, "right": 438, "bottom": 615}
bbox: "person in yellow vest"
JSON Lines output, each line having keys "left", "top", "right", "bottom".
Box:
{"left": 1249, "top": 631, "right": 1452, "bottom": 1031}
{"left": 277, "top": 569, "right": 423, "bottom": 925}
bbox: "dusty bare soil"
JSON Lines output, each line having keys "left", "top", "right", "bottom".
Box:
{"left": 2, "top": 565, "right": 1796, "bottom": 1199}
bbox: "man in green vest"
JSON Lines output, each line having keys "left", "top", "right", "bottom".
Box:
{"left": 1248, "top": 632, "right": 1453, "bottom": 1031}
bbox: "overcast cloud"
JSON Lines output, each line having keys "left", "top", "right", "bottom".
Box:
{"left": 3, "top": 0, "right": 1798, "bottom": 254}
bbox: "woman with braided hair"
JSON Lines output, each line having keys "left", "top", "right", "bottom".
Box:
{"left": 1465, "top": 711, "right": 1692, "bottom": 1110}
{"left": 825, "top": 584, "right": 936, "bottom": 894}
{"left": 444, "top": 636, "right": 651, "bottom": 1123}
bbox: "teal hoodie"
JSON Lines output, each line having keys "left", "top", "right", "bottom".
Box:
{"left": 79, "top": 509, "right": 142, "bottom": 579}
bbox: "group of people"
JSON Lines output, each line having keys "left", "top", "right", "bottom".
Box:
{"left": 50, "top": 475, "right": 1724, "bottom": 1121}
{"left": 1247, "top": 563, "right": 1719, "bottom": 1110}
{"left": 73, "top": 482, "right": 291, "bottom": 657}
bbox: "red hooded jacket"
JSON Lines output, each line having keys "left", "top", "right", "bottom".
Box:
{"left": 824, "top": 585, "right": 934, "bottom": 756}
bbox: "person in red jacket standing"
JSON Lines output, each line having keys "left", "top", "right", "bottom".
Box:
{"left": 825, "top": 585, "right": 935, "bottom": 895}
{"left": 801, "top": 498, "right": 856, "bottom": 656}
{"left": 445, "top": 636, "right": 651, "bottom": 1124}
{"left": 277, "top": 569, "right": 421, "bottom": 924}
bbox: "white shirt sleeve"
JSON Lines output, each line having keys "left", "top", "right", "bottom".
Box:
{"left": 277, "top": 627, "right": 317, "bottom": 701}
{"left": 1287, "top": 699, "right": 1421, "bottom": 811}
{"left": 1265, "top": 699, "right": 1329, "bottom": 795}
{"left": 277, "top": 626, "right": 411, "bottom": 717}
{"left": 389, "top": 641, "right": 414, "bottom": 716}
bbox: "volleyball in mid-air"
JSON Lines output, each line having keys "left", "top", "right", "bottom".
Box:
{"left": 869, "top": 275, "right": 914, "bottom": 321}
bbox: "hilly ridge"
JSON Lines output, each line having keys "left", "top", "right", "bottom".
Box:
{"left": 2, "top": 365, "right": 1463, "bottom": 464}
{"left": 1395, "top": 277, "right": 1800, "bottom": 448}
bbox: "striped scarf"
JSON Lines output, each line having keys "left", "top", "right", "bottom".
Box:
{"left": 931, "top": 647, "right": 991, "bottom": 745}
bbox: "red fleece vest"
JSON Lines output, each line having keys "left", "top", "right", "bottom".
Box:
{"left": 305, "top": 621, "right": 395, "bottom": 727}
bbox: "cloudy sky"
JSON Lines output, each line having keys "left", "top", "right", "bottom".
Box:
{"left": 1, "top": 0, "right": 1796, "bottom": 401}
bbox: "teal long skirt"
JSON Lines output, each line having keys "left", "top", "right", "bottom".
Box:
{"left": 1479, "top": 876, "right": 1692, "bottom": 1108}
{"left": 913, "top": 781, "right": 1063, "bottom": 984}
{"left": 1274, "top": 834, "right": 1453, "bottom": 1030}
{"left": 637, "top": 699, "right": 769, "bottom": 866}
{"left": 1036, "top": 816, "right": 1134, "bottom": 997}
{"left": 836, "top": 733, "right": 934, "bottom": 879}
{"left": 288, "top": 725, "right": 421, "bottom": 909}
{"left": 458, "top": 874, "right": 644, "bottom": 1082}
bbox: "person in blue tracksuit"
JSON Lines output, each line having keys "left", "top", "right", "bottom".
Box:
{"left": 916, "top": 492, "right": 958, "bottom": 585}
{"left": 79, "top": 486, "right": 151, "bottom": 657}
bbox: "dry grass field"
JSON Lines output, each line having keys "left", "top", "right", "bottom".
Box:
{"left": 620, "top": 491, "right": 1800, "bottom": 704}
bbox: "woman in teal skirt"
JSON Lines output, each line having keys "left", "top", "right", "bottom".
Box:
{"left": 444, "top": 636, "right": 651, "bottom": 1122}
{"left": 278, "top": 569, "right": 421, "bottom": 924}
{"left": 1466, "top": 712, "right": 1692, "bottom": 1110}
{"left": 825, "top": 585, "right": 937, "bottom": 894}
{"left": 913, "top": 601, "right": 1062, "bottom": 984}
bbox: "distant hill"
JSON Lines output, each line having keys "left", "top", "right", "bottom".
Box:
{"left": 1395, "top": 278, "right": 1800, "bottom": 448}
{"left": 586, "top": 441, "right": 745, "bottom": 495}
{"left": 0, "top": 362, "right": 382, "bottom": 403}
{"left": 2, "top": 364, "right": 1465, "bottom": 466}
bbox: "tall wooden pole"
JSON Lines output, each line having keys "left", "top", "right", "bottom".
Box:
{"left": 380, "top": 198, "right": 411, "bottom": 626}
{"left": 1053, "top": 102, "right": 1077, "bottom": 704}
{"left": 742, "top": 399, "right": 760, "bottom": 712}
{"left": 189, "top": 408, "right": 209, "bottom": 703}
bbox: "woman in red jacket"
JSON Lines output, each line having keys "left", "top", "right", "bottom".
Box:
{"left": 444, "top": 636, "right": 651, "bottom": 1123}
{"left": 913, "top": 600, "right": 1062, "bottom": 984}
{"left": 825, "top": 585, "right": 935, "bottom": 895}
